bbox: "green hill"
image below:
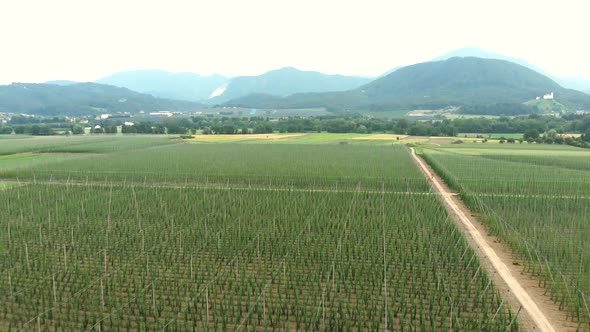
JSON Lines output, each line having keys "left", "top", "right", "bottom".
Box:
{"left": 225, "top": 57, "right": 590, "bottom": 113}
{"left": 0, "top": 82, "right": 204, "bottom": 116}
{"left": 524, "top": 98, "right": 569, "bottom": 113}
{"left": 361, "top": 57, "right": 561, "bottom": 104}
{"left": 432, "top": 47, "right": 590, "bottom": 93}
{"left": 209, "top": 67, "right": 372, "bottom": 104}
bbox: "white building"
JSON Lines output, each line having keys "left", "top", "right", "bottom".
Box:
{"left": 149, "top": 111, "right": 173, "bottom": 117}
{"left": 543, "top": 92, "right": 554, "bottom": 100}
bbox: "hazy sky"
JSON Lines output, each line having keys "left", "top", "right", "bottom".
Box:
{"left": 1, "top": 0, "right": 588, "bottom": 84}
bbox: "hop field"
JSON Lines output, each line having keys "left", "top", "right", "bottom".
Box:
{"left": 0, "top": 137, "right": 518, "bottom": 331}
{"left": 422, "top": 143, "right": 590, "bottom": 328}
{"left": 0, "top": 135, "right": 176, "bottom": 156}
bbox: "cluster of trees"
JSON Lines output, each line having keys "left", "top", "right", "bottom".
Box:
{"left": 8, "top": 115, "right": 71, "bottom": 124}
{"left": 457, "top": 103, "right": 538, "bottom": 116}
{"left": 90, "top": 125, "right": 118, "bottom": 134}
{"left": 11, "top": 124, "right": 56, "bottom": 135}
{"left": 2, "top": 113, "right": 590, "bottom": 149}
{"left": 187, "top": 114, "right": 590, "bottom": 138}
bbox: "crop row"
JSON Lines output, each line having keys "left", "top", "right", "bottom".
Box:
{"left": 0, "top": 143, "right": 518, "bottom": 330}
{"left": 422, "top": 146, "right": 590, "bottom": 328}
{"left": 0, "top": 190, "right": 517, "bottom": 330}
{"left": 1, "top": 144, "right": 431, "bottom": 191}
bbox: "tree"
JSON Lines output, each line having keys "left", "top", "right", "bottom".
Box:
{"left": 546, "top": 129, "right": 558, "bottom": 139}
{"left": 220, "top": 125, "right": 236, "bottom": 134}
{"left": 91, "top": 127, "right": 104, "bottom": 134}
{"left": 166, "top": 125, "right": 187, "bottom": 134}
{"left": 122, "top": 125, "right": 137, "bottom": 134}
{"left": 71, "top": 125, "right": 85, "bottom": 135}
{"left": 31, "top": 124, "right": 54, "bottom": 136}
{"left": 253, "top": 123, "right": 273, "bottom": 134}
{"left": 103, "top": 125, "right": 118, "bottom": 134}
{"left": 523, "top": 129, "right": 539, "bottom": 140}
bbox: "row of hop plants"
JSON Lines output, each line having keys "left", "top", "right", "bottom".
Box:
{"left": 0, "top": 135, "right": 175, "bottom": 156}
{"left": 1, "top": 144, "right": 432, "bottom": 192}
{"left": 1, "top": 145, "right": 517, "bottom": 330}
{"left": 422, "top": 147, "right": 590, "bottom": 328}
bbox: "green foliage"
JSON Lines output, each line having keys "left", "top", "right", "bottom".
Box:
{"left": 224, "top": 58, "right": 590, "bottom": 112}
{"left": 458, "top": 103, "right": 539, "bottom": 116}
{"left": 423, "top": 145, "right": 590, "bottom": 327}
{"left": 166, "top": 125, "right": 188, "bottom": 134}
{"left": 523, "top": 129, "right": 539, "bottom": 140}
{"left": 0, "top": 140, "right": 517, "bottom": 330}
{"left": 524, "top": 99, "right": 569, "bottom": 113}
{"left": 70, "top": 125, "right": 84, "bottom": 135}
{"left": 0, "top": 136, "right": 174, "bottom": 156}
{"left": 0, "top": 83, "right": 204, "bottom": 116}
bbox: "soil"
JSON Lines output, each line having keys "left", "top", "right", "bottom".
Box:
{"left": 410, "top": 148, "right": 578, "bottom": 332}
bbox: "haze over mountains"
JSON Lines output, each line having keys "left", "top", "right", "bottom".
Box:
{"left": 94, "top": 47, "right": 590, "bottom": 102}
{"left": 96, "top": 70, "right": 228, "bottom": 102}
{"left": 227, "top": 57, "right": 590, "bottom": 111}
{"left": 95, "top": 67, "right": 372, "bottom": 104}
{"left": 431, "top": 47, "right": 590, "bottom": 93}
{"left": 0, "top": 83, "right": 203, "bottom": 116}
{"left": 362, "top": 57, "right": 590, "bottom": 108}
{"left": 2, "top": 47, "right": 590, "bottom": 116}
{"left": 206, "top": 67, "right": 372, "bottom": 104}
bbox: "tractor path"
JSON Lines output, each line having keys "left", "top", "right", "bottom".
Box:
{"left": 410, "top": 148, "right": 575, "bottom": 332}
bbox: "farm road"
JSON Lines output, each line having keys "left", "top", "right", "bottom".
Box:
{"left": 410, "top": 148, "right": 562, "bottom": 332}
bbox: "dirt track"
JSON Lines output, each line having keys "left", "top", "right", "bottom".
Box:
{"left": 410, "top": 148, "right": 559, "bottom": 332}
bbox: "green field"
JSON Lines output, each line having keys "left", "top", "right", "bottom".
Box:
{"left": 0, "top": 136, "right": 518, "bottom": 331}
{"left": 0, "top": 135, "right": 176, "bottom": 155}
{"left": 422, "top": 143, "right": 590, "bottom": 328}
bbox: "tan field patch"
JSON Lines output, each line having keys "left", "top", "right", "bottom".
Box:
{"left": 351, "top": 134, "right": 408, "bottom": 140}
{"left": 191, "top": 133, "right": 306, "bottom": 141}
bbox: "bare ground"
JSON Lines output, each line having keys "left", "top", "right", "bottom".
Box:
{"left": 410, "top": 148, "right": 578, "bottom": 332}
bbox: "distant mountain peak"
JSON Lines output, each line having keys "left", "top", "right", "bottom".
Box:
{"left": 433, "top": 47, "right": 548, "bottom": 75}
{"left": 0, "top": 82, "right": 204, "bottom": 116}
{"left": 207, "top": 67, "right": 372, "bottom": 104}
{"left": 95, "top": 70, "right": 229, "bottom": 102}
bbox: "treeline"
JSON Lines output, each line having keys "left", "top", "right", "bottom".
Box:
{"left": 186, "top": 114, "right": 590, "bottom": 138}
{"left": 2, "top": 113, "right": 590, "bottom": 142}
{"left": 457, "top": 103, "right": 539, "bottom": 116}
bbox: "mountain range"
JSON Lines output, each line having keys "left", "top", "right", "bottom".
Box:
{"left": 431, "top": 47, "right": 590, "bottom": 93}
{"left": 91, "top": 47, "right": 590, "bottom": 104}
{"left": 96, "top": 70, "right": 228, "bottom": 102}
{"left": 206, "top": 67, "right": 372, "bottom": 104}
{"left": 0, "top": 82, "right": 203, "bottom": 116}
{"left": 226, "top": 57, "right": 590, "bottom": 112}
{"left": 3, "top": 47, "right": 590, "bottom": 116}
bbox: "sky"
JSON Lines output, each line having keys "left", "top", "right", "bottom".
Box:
{"left": 1, "top": 0, "right": 589, "bottom": 84}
